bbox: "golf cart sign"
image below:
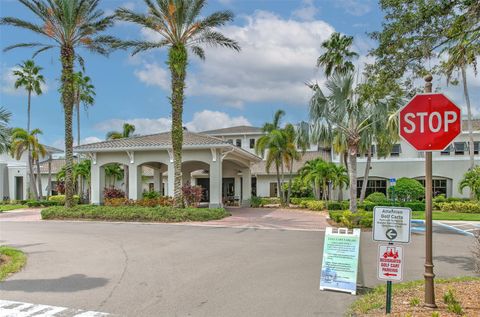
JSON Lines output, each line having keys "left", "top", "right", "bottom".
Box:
{"left": 399, "top": 93, "right": 461, "bottom": 151}
{"left": 377, "top": 244, "right": 404, "bottom": 282}
{"left": 373, "top": 207, "right": 412, "bottom": 243}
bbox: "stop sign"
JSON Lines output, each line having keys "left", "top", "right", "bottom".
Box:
{"left": 399, "top": 93, "right": 462, "bottom": 151}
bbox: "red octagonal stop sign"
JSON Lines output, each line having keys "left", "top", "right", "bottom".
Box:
{"left": 399, "top": 93, "right": 462, "bottom": 151}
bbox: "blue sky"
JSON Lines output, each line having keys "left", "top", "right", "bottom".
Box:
{"left": 0, "top": 0, "right": 478, "bottom": 149}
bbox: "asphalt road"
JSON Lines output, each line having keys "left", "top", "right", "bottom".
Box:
{"left": 0, "top": 218, "right": 477, "bottom": 316}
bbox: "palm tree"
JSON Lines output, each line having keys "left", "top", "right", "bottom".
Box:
{"left": 104, "top": 164, "right": 124, "bottom": 187}
{"left": 13, "top": 60, "right": 45, "bottom": 133}
{"left": 1, "top": 0, "right": 118, "bottom": 208}
{"left": 0, "top": 107, "right": 11, "bottom": 154}
{"left": 460, "top": 166, "right": 480, "bottom": 200}
{"left": 73, "top": 72, "right": 95, "bottom": 146}
{"left": 31, "top": 134, "right": 47, "bottom": 199}
{"left": 107, "top": 123, "right": 135, "bottom": 197}
{"left": 317, "top": 32, "right": 358, "bottom": 78}
{"left": 309, "top": 73, "right": 383, "bottom": 212}
{"left": 330, "top": 164, "right": 348, "bottom": 202}
{"left": 299, "top": 158, "right": 332, "bottom": 201}
{"left": 10, "top": 128, "right": 44, "bottom": 200}
{"left": 115, "top": 0, "right": 240, "bottom": 207}
{"left": 75, "top": 159, "right": 91, "bottom": 201}
{"left": 441, "top": 40, "right": 480, "bottom": 175}
{"left": 283, "top": 123, "right": 302, "bottom": 204}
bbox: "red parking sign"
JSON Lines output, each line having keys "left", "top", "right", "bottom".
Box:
{"left": 399, "top": 94, "right": 461, "bottom": 151}
{"left": 378, "top": 245, "right": 404, "bottom": 282}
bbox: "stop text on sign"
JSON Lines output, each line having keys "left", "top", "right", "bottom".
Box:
{"left": 403, "top": 111, "right": 457, "bottom": 133}
{"left": 399, "top": 93, "right": 461, "bottom": 151}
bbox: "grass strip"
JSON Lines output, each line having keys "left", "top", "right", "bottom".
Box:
{"left": 0, "top": 246, "right": 27, "bottom": 281}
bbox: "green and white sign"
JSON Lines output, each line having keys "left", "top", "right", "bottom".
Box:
{"left": 320, "top": 227, "right": 361, "bottom": 295}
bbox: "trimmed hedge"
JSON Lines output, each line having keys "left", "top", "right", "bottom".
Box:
{"left": 365, "top": 192, "right": 387, "bottom": 204}
{"left": 48, "top": 195, "right": 80, "bottom": 205}
{"left": 305, "top": 200, "right": 325, "bottom": 211}
{"left": 329, "top": 210, "right": 373, "bottom": 228}
{"left": 26, "top": 200, "right": 59, "bottom": 207}
{"left": 359, "top": 201, "right": 425, "bottom": 211}
{"left": 0, "top": 204, "right": 26, "bottom": 212}
{"left": 439, "top": 202, "right": 480, "bottom": 213}
{"left": 41, "top": 205, "right": 229, "bottom": 222}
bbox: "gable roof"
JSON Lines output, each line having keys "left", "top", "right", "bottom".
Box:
{"left": 201, "top": 125, "right": 263, "bottom": 135}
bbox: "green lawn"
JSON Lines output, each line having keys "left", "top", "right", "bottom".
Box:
{"left": 0, "top": 246, "right": 27, "bottom": 281}
{"left": 0, "top": 205, "right": 26, "bottom": 212}
{"left": 41, "top": 205, "right": 230, "bottom": 222}
{"left": 412, "top": 211, "right": 480, "bottom": 221}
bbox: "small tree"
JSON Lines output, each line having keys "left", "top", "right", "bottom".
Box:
{"left": 460, "top": 166, "right": 480, "bottom": 200}
{"left": 391, "top": 178, "right": 425, "bottom": 202}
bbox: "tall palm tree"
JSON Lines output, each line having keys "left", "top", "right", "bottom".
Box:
{"left": 31, "top": 133, "right": 47, "bottom": 199}
{"left": 317, "top": 32, "right": 358, "bottom": 78}
{"left": 73, "top": 72, "right": 95, "bottom": 146}
{"left": 10, "top": 128, "right": 44, "bottom": 200}
{"left": 1, "top": 0, "right": 118, "bottom": 208}
{"left": 104, "top": 164, "right": 124, "bottom": 187}
{"left": 13, "top": 60, "right": 45, "bottom": 133}
{"left": 283, "top": 123, "right": 302, "bottom": 204}
{"left": 309, "top": 73, "right": 386, "bottom": 212}
{"left": 115, "top": 0, "right": 240, "bottom": 207}
{"left": 0, "top": 107, "right": 12, "bottom": 154}
{"left": 75, "top": 159, "right": 91, "bottom": 201}
{"left": 107, "top": 123, "right": 136, "bottom": 197}
{"left": 299, "top": 158, "right": 332, "bottom": 201}
{"left": 441, "top": 39, "right": 480, "bottom": 175}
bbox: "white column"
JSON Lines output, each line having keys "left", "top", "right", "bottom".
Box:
{"left": 91, "top": 164, "right": 105, "bottom": 205}
{"left": 209, "top": 152, "right": 223, "bottom": 208}
{"left": 241, "top": 168, "right": 252, "bottom": 207}
{"left": 153, "top": 169, "right": 162, "bottom": 192}
{"left": 234, "top": 176, "right": 241, "bottom": 197}
{"left": 167, "top": 162, "right": 174, "bottom": 197}
{"left": 128, "top": 165, "right": 142, "bottom": 200}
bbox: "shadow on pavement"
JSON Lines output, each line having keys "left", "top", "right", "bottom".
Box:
{"left": 433, "top": 255, "right": 476, "bottom": 271}
{"left": 0, "top": 274, "right": 109, "bottom": 293}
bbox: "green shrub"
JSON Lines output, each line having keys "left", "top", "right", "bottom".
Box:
{"left": 250, "top": 196, "right": 262, "bottom": 208}
{"left": 48, "top": 195, "right": 80, "bottom": 205}
{"left": 339, "top": 210, "right": 373, "bottom": 228}
{"left": 440, "top": 201, "right": 480, "bottom": 213}
{"left": 142, "top": 190, "right": 160, "bottom": 199}
{"left": 365, "top": 192, "right": 387, "bottom": 204}
{"left": 282, "top": 177, "right": 313, "bottom": 198}
{"left": 290, "top": 197, "right": 315, "bottom": 206}
{"left": 41, "top": 205, "right": 229, "bottom": 222}
{"left": 433, "top": 194, "right": 446, "bottom": 203}
{"left": 446, "top": 197, "right": 470, "bottom": 202}
{"left": 391, "top": 178, "right": 425, "bottom": 202}
{"left": 260, "top": 197, "right": 281, "bottom": 205}
{"left": 26, "top": 200, "right": 59, "bottom": 207}
{"left": 325, "top": 201, "right": 349, "bottom": 210}
{"left": 404, "top": 201, "right": 425, "bottom": 211}
{"left": 328, "top": 210, "right": 343, "bottom": 223}
{"left": 0, "top": 204, "right": 27, "bottom": 212}
{"left": 305, "top": 200, "right": 325, "bottom": 211}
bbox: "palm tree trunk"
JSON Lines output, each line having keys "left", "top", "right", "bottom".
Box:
{"left": 168, "top": 45, "right": 187, "bottom": 208}
{"left": 47, "top": 155, "right": 52, "bottom": 199}
{"left": 280, "top": 163, "right": 286, "bottom": 205}
{"left": 28, "top": 154, "right": 38, "bottom": 200}
{"left": 124, "top": 165, "right": 129, "bottom": 198}
{"left": 287, "top": 165, "right": 293, "bottom": 205}
{"left": 77, "top": 101, "right": 81, "bottom": 146}
{"left": 462, "top": 67, "right": 475, "bottom": 171}
{"left": 348, "top": 143, "right": 358, "bottom": 213}
{"left": 61, "top": 45, "right": 75, "bottom": 208}
{"left": 337, "top": 185, "right": 343, "bottom": 202}
{"left": 27, "top": 90, "right": 31, "bottom": 133}
{"left": 359, "top": 146, "right": 372, "bottom": 203}
{"left": 343, "top": 152, "right": 349, "bottom": 173}
{"left": 275, "top": 164, "right": 282, "bottom": 202}
{"left": 36, "top": 158, "right": 43, "bottom": 200}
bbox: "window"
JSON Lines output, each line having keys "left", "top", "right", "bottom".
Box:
{"left": 149, "top": 183, "right": 154, "bottom": 191}
{"left": 249, "top": 138, "right": 255, "bottom": 149}
{"left": 418, "top": 179, "right": 447, "bottom": 197}
{"left": 390, "top": 144, "right": 401, "bottom": 157}
{"left": 356, "top": 179, "right": 387, "bottom": 198}
{"left": 251, "top": 177, "right": 257, "bottom": 196}
{"left": 475, "top": 142, "right": 480, "bottom": 155}
{"left": 441, "top": 145, "right": 452, "bottom": 156}
{"left": 454, "top": 142, "right": 465, "bottom": 155}
{"left": 269, "top": 182, "right": 278, "bottom": 197}
{"left": 235, "top": 139, "right": 242, "bottom": 147}
{"left": 227, "top": 139, "right": 233, "bottom": 144}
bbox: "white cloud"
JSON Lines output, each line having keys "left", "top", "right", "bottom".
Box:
{"left": 292, "top": 0, "right": 319, "bottom": 21}
{"left": 134, "top": 63, "right": 170, "bottom": 90}
{"left": 333, "top": 0, "right": 373, "bottom": 16}
{"left": 133, "top": 11, "right": 335, "bottom": 108}
{"left": 1, "top": 65, "right": 49, "bottom": 96}
{"left": 93, "top": 110, "right": 250, "bottom": 137}
{"left": 81, "top": 136, "right": 102, "bottom": 144}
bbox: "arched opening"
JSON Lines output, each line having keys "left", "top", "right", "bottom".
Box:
{"left": 182, "top": 160, "right": 210, "bottom": 203}
{"left": 138, "top": 162, "right": 169, "bottom": 197}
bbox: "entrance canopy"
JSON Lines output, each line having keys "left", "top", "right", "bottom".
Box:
{"left": 74, "top": 131, "right": 261, "bottom": 207}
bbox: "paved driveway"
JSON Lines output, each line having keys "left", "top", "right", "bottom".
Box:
{"left": 0, "top": 210, "right": 477, "bottom": 317}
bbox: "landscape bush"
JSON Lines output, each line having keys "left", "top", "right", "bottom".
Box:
{"left": 181, "top": 183, "right": 203, "bottom": 207}
{"left": 391, "top": 178, "right": 425, "bottom": 202}
{"left": 104, "top": 197, "right": 173, "bottom": 207}
{"left": 290, "top": 197, "right": 315, "bottom": 206}
{"left": 26, "top": 200, "right": 59, "bottom": 207}
{"left": 41, "top": 205, "right": 229, "bottom": 222}
{"left": 103, "top": 187, "right": 125, "bottom": 199}
{"left": 305, "top": 200, "right": 325, "bottom": 211}
{"left": 325, "top": 201, "right": 349, "bottom": 211}
{"left": 364, "top": 192, "right": 387, "bottom": 204}
{"left": 142, "top": 190, "right": 160, "bottom": 199}
{"left": 439, "top": 201, "right": 480, "bottom": 213}
{"left": 250, "top": 196, "right": 262, "bottom": 207}
{"left": 48, "top": 195, "right": 80, "bottom": 205}
{"left": 329, "top": 210, "right": 373, "bottom": 228}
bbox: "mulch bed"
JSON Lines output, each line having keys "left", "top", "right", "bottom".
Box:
{"left": 361, "top": 280, "right": 480, "bottom": 316}
{"left": 0, "top": 254, "right": 11, "bottom": 267}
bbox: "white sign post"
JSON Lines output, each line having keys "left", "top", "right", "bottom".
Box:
{"left": 373, "top": 206, "right": 412, "bottom": 244}
{"left": 377, "top": 244, "right": 404, "bottom": 282}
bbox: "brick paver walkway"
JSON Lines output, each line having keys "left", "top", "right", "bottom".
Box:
{"left": 0, "top": 208, "right": 41, "bottom": 221}
{"left": 186, "top": 207, "right": 329, "bottom": 231}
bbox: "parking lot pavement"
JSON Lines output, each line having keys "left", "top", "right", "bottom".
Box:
{"left": 0, "top": 208, "right": 41, "bottom": 222}
{"left": 0, "top": 214, "right": 477, "bottom": 317}
{"left": 0, "top": 299, "right": 109, "bottom": 317}
{"left": 435, "top": 221, "right": 480, "bottom": 236}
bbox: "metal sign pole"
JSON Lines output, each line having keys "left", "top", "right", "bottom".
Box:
{"left": 423, "top": 75, "right": 437, "bottom": 308}
{"left": 385, "top": 240, "right": 394, "bottom": 314}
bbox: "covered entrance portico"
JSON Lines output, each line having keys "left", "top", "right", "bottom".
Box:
{"left": 74, "top": 131, "right": 261, "bottom": 208}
